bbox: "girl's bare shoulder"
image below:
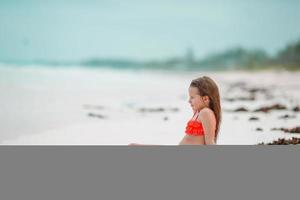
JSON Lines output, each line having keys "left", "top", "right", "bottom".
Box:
{"left": 198, "top": 107, "right": 215, "bottom": 121}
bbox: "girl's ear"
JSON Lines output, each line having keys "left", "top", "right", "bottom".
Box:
{"left": 204, "top": 96, "right": 210, "bottom": 105}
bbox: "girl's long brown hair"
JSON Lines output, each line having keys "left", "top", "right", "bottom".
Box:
{"left": 190, "top": 76, "right": 222, "bottom": 142}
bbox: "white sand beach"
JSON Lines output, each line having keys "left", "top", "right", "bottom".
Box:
{"left": 0, "top": 64, "right": 299, "bottom": 145}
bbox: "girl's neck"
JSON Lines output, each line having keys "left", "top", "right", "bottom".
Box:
{"left": 192, "top": 110, "right": 200, "bottom": 120}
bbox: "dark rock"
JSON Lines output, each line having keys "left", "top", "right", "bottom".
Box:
{"left": 249, "top": 117, "right": 259, "bottom": 121}
{"left": 87, "top": 113, "right": 107, "bottom": 119}
{"left": 292, "top": 106, "right": 300, "bottom": 112}
{"left": 163, "top": 116, "right": 169, "bottom": 121}
{"left": 139, "top": 107, "right": 165, "bottom": 112}
{"left": 286, "top": 127, "right": 300, "bottom": 133}
{"left": 254, "top": 104, "right": 287, "bottom": 113}
{"left": 247, "top": 88, "right": 268, "bottom": 94}
{"left": 278, "top": 114, "right": 296, "bottom": 120}
{"left": 224, "top": 98, "right": 235, "bottom": 102}
{"left": 256, "top": 128, "right": 263, "bottom": 131}
{"left": 234, "top": 107, "right": 249, "bottom": 112}
{"left": 270, "top": 126, "right": 300, "bottom": 133}
{"left": 268, "top": 104, "right": 287, "bottom": 110}
{"left": 224, "top": 96, "right": 256, "bottom": 102}
{"left": 170, "top": 108, "right": 180, "bottom": 112}
{"left": 271, "top": 127, "right": 284, "bottom": 131}
{"left": 258, "top": 137, "right": 300, "bottom": 145}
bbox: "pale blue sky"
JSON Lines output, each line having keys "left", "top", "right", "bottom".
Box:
{"left": 1, "top": 0, "right": 300, "bottom": 62}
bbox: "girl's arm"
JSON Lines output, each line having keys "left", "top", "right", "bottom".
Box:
{"left": 199, "top": 108, "right": 216, "bottom": 145}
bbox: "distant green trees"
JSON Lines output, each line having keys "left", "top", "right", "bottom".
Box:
{"left": 189, "top": 39, "right": 300, "bottom": 70}
{"left": 271, "top": 39, "right": 300, "bottom": 69}
{"left": 194, "top": 48, "right": 269, "bottom": 70}
{"left": 80, "top": 39, "right": 300, "bottom": 71}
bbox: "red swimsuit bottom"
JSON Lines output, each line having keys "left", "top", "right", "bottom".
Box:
{"left": 185, "top": 112, "right": 204, "bottom": 136}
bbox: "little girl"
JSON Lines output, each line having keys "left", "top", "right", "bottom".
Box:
{"left": 179, "top": 76, "right": 221, "bottom": 145}
{"left": 130, "top": 76, "right": 221, "bottom": 145}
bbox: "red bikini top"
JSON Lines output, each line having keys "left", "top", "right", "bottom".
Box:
{"left": 185, "top": 111, "right": 204, "bottom": 136}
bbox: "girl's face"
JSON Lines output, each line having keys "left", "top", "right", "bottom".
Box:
{"left": 188, "top": 86, "right": 209, "bottom": 112}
